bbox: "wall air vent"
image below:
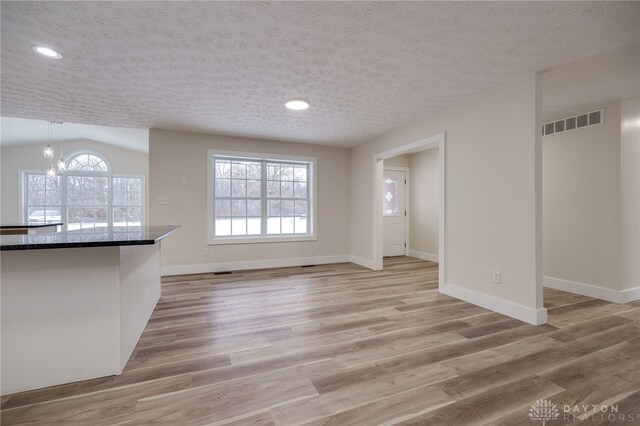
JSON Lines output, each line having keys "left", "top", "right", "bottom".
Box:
{"left": 542, "top": 108, "right": 604, "bottom": 137}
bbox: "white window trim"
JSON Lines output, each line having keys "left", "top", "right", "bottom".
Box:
{"left": 19, "top": 169, "right": 146, "bottom": 230}
{"left": 207, "top": 149, "right": 317, "bottom": 245}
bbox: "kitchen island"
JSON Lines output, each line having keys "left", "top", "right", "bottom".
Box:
{"left": 0, "top": 225, "right": 180, "bottom": 395}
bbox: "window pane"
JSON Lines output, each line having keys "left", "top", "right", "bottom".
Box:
{"left": 67, "top": 207, "right": 99, "bottom": 230}
{"left": 126, "top": 178, "right": 142, "bottom": 206}
{"left": 67, "top": 207, "right": 81, "bottom": 230}
{"left": 247, "top": 218, "right": 261, "bottom": 235}
{"left": 114, "top": 207, "right": 127, "bottom": 225}
{"left": 70, "top": 176, "right": 108, "bottom": 206}
{"left": 27, "top": 207, "right": 43, "bottom": 223}
{"left": 267, "top": 200, "right": 280, "bottom": 216}
{"left": 45, "top": 176, "right": 62, "bottom": 204}
{"left": 27, "top": 207, "right": 59, "bottom": 224}
{"left": 295, "top": 200, "right": 308, "bottom": 216}
{"left": 294, "top": 166, "right": 307, "bottom": 182}
{"left": 282, "top": 200, "right": 294, "bottom": 216}
{"left": 66, "top": 153, "right": 108, "bottom": 171}
{"left": 114, "top": 188, "right": 126, "bottom": 206}
{"left": 25, "top": 173, "right": 62, "bottom": 225}
{"left": 114, "top": 206, "right": 142, "bottom": 227}
{"left": 113, "top": 178, "right": 127, "bottom": 205}
{"left": 247, "top": 164, "right": 261, "bottom": 180}
{"left": 94, "top": 177, "right": 109, "bottom": 205}
{"left": 294, "top": 182, "right": 307, "bottom": 199}
{"left": 29, "top": 174, "right": 45, "bottom": 192}
{"left": 247, "top": 199, "right": 261, "bottom": 216}
{"left": 127, "top": 207, "right": 142, "bottom": 226}
{"left": 232, "top": 199, "right": 246, "bottom": 217}
{"left": 215, "top": 179, "right": 231, "bottom": 197}
{"left": 215, "top": 199, "right": 231, "bottom": 217}
{"left": 383, "top": 177, "right": 399, "bottom": 216}
{"left": 231, "top": 180, "right": 246, "bottom": 197}
{"left": 231, "top": 163, "right": 246, "bottom": 179}
{"left": 281, "top": 181, "right": 293, "bottom": 198}
{"left": 45, "top": 207, "right": 62, "bottom": 222}
{"left": 215, "top": 218, "right": 231, "bottom": 236}
{"left": 67, "top": 176, "right": 80, "bottom": 205}
{"left": 267, "top": 217, "right": 280, "bottom": 234}
{"left": 281, "top": 165, "right": 294, "bottom": 181}
{"left": 281, "top": 217, "right": 294, "bottom": 234}
{"left": 295, "top": 217, "right": 307, "bottom": 234}
{"left": 247, "top": 180, "right": 261, "bottom": 198}
{"left": 111, "top": 177, "right": 143, "bottom": 227}
{"left": 267, "top": 181, "right": 280, "bottom": 198}
{"left": 231, "top": 218, "right": 247, "bottom": 235}
{"left": 29, "top": 189, "right": 44, "bottom": 205}
{"left": 26, "top": 174, "right": 62, "bottom": 207}
{"left": 267, "top": 164, "right": 280, "bottom": 180}
{"left": 95, "top": 208, "right": 108, "bottom": 228}
{"left": 215, "top": 161, "right": 231, "bottom": 178}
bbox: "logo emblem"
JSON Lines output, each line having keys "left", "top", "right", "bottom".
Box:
{"left": 529, "top": 399, "right": 560, "bottom": 425}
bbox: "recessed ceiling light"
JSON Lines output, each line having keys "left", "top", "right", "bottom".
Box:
{"left": 285, "top": 99, "right": 309, "bottom": 111}
{"left": 32, "top": 46, "right": 62, "bottom": 59}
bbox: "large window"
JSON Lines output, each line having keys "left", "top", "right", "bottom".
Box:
{"left": 22, "top": 150, "right": 144, "bottom": 231}
{"left": 208, "top": 150, "right": 316, "bottom": 244}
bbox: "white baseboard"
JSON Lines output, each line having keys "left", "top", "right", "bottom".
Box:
{"left": 621, "top": 287, "right": 640, "bottom": 303}
{"left": 407, "top": 249, "right": 439, "bottom": 263}
{"left": 439, "top": 282, "right": 547, "bottom": 325}
{"left": 349, "top": 255, "right": 377, "bottom": 270}
{"left": 544, "top": 276, "right": 640, "bottom": 303}
{"left": 162, "top": 255, "right": 350, "bottom": 276}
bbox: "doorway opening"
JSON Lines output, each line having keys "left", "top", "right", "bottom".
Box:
{"left": 373, "top": 133, "right": 445, "bottom": 286}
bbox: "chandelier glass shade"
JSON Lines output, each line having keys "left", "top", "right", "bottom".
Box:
{"left": 43, "top": 121, "right": 66, "bottom": 176}
{"left": 43, "top": 144, "right": 54, "bottom": 159}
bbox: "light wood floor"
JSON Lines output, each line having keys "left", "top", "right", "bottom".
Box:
{"left": 2, "top": 257, "right": 639, "bottom": 425}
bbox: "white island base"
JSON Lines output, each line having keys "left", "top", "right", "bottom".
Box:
{"left": 1, "top": 244, "right": 161, "bottom": 395}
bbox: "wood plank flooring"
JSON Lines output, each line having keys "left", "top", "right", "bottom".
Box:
{"left": 1, "top": 257, "right": 639, "bottom": 425}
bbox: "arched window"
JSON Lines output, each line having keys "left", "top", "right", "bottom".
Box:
{"left": 66, "top": 150, "right": 111, "bottom": 172}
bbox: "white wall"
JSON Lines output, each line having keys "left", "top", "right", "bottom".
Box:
{"left": 350, "top": 73, "right": 544, "bottom": 323}
{"left": 621, "top": 96, "right": 640, "bottom": 294}
{"left": 383, "top": 154, "right": 410, "bottom": 168}
{"left": 148, "top": 129, "right": 351, "bottom": 275}
{"left": 409, "top": 148, "right": 439, "bottom": 259}
{"left": 543, "top": 101, "right": 621, "bottom": 292}
{"left": 0, "top": 139, "right": 149, "bottom": 223}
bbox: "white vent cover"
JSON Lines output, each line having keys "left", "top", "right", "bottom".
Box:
{"left": 542, "top": 108, "right": 604, "bottom": 137}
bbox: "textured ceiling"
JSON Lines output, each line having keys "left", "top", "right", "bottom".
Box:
{"left": 1, "top": 2, "right": 639, "bottom": 147}
{"left": 542, "top": 43, "right": 640, "bottom": 121}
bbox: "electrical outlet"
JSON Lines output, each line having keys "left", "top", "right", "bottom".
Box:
{"left": 315, "top": 242, "right": 321, "bottom": 250}
{"left": 203, "top": 247, "right": 209, "bottom": 256}
{"left": 156, "top": 196, "right": 169, "bottom": 205}
{"left": 492, "top": 271, "right": 502, "bottom": 284}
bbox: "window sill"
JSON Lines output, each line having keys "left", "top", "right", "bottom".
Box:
{"left": 208, "top": 235, "right": 317, "bottom": 245}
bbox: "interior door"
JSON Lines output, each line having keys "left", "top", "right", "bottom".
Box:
{"left": 383, "top": 169, "right": 406, "bottom": 257}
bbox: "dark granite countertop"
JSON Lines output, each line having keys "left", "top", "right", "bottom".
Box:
{"left": 0, "top": 222, "right": 63, "bottom": 229}
{"left": 0, "top": 225, "right": 181, "bottom": 251}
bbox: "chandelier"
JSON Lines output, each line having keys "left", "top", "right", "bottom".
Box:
{"left": 44, "top": 121, "right": 65, "bottom": 177}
